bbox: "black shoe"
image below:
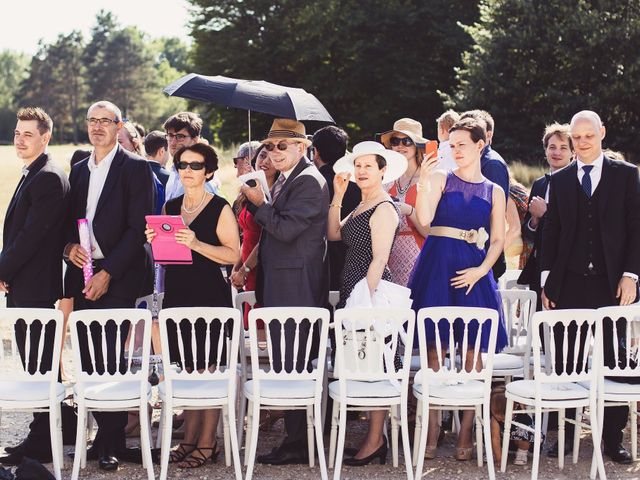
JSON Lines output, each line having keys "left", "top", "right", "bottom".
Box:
{"left": 547, "top": 440, "right": 572, "bottom": 458}
{"left": 257, "top": 443, "right": 309, "bottom": 465}
{"left": 604, "top": 444, "right": 632, "bottom": 464}
{"left": 0, "top": 451, "right": 24, "bottom": 466}
{"left": 98, "top": 445, "right": 119, "bottom": 471}
{"left": 3, "top": 440, "right": 27, "bottom": 455}
{"left": 344, "top": 439, "right": 388, "bottom": 466}
{"left": 0, "top": 448, "right": 52, "bottom": 466}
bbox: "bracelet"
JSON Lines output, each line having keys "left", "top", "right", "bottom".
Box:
{"left": 330, "top": 203, "right": 342, "bottom": 208}
{"left": 408, "top": 206, "right": 414, "bottom": 216}
{"left": 416, "top": 182, "right": 426, "bottom": 192}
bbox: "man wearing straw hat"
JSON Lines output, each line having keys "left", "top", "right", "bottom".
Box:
{"left": 242, "top": 118, "right": 329, "bottom": 465}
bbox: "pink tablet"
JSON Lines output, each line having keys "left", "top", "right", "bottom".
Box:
{"left": 146, "top": 215, "right": 193, "bottom": 265}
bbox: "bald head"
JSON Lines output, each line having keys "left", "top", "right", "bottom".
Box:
{"left": 570, "top": 110, "right": 606, "bottom": 164}
{"left": 570, "top": 110, "right": 603, "bottom": 132}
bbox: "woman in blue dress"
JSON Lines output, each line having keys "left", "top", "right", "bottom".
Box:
{"left": 410, "top": 117, "right": 508, "bottom": 460}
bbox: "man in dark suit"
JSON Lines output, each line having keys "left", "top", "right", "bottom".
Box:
{"left": 541, "top": 110, "right": 640, "bottom": 464}
{"left": 312, "top": 125, "right": 360, "bottom": 290}
{"left": 64, "top": 100, "right": 155, "bottom": 471}
{"left": 0, "top": 107, "right": 69, "bottom": 465}
{"left": 143, "top": 130, "right": 170, "bottom": 188}
{"left": 518, "top": 123, "right": 573, "bottom": 306}
{"left": 242, "top": 118, "right": 329, "bottom": 465}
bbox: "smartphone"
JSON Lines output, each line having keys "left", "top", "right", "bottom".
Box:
{"left": 425, "top": 140, "right": 438, "bottom": 158}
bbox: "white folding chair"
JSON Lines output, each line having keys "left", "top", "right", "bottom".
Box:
{"left": 156, "top": 307, "right": 242, "bottom": 480}
{"left": 329, "top": 307, "right": 415, "bottom": 480}
{"left": 500, "top": 309, "right": 606, "bottom": 480}
{"left": 412, "top": 307, "right": 498, "bottom": 480}
{"left": 243, "top": 306, "right": 329, "bottom": 480}
{"left": 318, "top": 291, "right": 341, "bottom": 429}
{"left": 498, "top": 269, "right": 525, "bottom": 290}
{"left": 69, "top": 309, "right": 154, "bottom": 480}
{"left": 588, "top": 305, "right": 640, "bottom": 477}
{"left": 0, "top": 308, "right": 65, "bottom": 480}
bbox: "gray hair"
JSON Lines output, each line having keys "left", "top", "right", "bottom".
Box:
{"left": 87, "top": 101, "right": 122, "bottom": 123}
{"left": 570, "top": 110, "right": 603, "bottom": 132}
{"left": 236, "top": 141, "right": 262, "bottom": 159}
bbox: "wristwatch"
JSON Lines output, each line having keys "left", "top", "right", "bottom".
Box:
{"left": 243, "top": 265, "right": 251, "bottom": 274}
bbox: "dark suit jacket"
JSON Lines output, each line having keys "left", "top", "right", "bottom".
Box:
{"left": 64, "top": 146, "right": 155, "bottom": 300}
{"left": 251, "top": 157, "right": 329, "bottom": 307}
{"left": 518, "top": 173, "right": 550, "bottom": 289}
{"left": 148, "top": 160, "right": 170, "bottom": 188}
{"left": 541, "top": 157, "right": 640, "bottom": 302}
{"left": 0, "top": 153, "right": 69, "bottom": 303}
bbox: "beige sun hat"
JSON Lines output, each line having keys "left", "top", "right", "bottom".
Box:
{"left": 261, "top": 118, "right": 312, "bottom": 147}
{"left": 333, "top": 141, "right": 408, "bottom": 184}
{"left": 380, "top": 117, "right": 427, "bottom": 147}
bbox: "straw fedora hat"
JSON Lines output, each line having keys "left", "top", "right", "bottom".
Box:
{"left": 333, "top": 141, "right": 408, "bottom": 184}
{"left": 380, "top": 118, "right": 427, "bottom": 147}
{"left": 261, "top": 118, "right": 312, "bottom": 147}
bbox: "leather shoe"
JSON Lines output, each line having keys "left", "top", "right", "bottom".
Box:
{"left": 257, "top": 443, "right": 309, "bottom": 465}
{"left": 3, "top": 440, "right": 26, "bottom": 455}
{"left": 98, "top": 444, "right": 119, "bottom": 471}
{"left": 604, "top": 444, "right": 632, "bottom": 464}
{"left": 547, "top": 441, "right": 572, "bottom": 458}
{"left": 0, "top": 449, "right": 52, "bottom": 466}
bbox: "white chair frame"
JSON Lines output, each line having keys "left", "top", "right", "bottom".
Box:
{"left": 156, "top": 307, "right": 243, "bottom": 480}
{"left": 69, "top": 308, "right": 154, "bottom": 480}
{"left": 0, "top": 308, "right": 65, "bottom": 480}
{"left": 243, "top": 306, "right": 330, "bottom": 480}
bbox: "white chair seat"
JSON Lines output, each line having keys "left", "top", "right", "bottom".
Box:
{"left": 329, "top": 379, "right": 401, "bottom": 399}
{"left": 413, "top": 379, "right": 485, "bottom": 399}
{"left": 507, "top": 379, "right": 589, "bottom": 401}
{"left": 601, "top": 378, "right": 640, "bottom": 396}
{"left": 244, "top": 379, "right": 315, "bottom": 400}
{"left": 76, "top": 381, "right": 151, "bottom": 401}
{"left": 487, "top": 353, "right": 523, "bottom": 371}
{"left": 158, "top": 379, "right": 229, "bottom": 400}
{"left": 0, "top": 381, "right": 65, "bottom": 402}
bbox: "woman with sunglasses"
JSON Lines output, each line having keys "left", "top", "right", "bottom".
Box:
{"left": 145, "top": 143, "right": 241, "bottom": 469}
{"left": 380, "top": 118, "right": 430, "bottom": 287}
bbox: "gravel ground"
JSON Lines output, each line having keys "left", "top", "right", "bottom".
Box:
{"left": 2, "top": 336, "right": 640, "bottom": 479}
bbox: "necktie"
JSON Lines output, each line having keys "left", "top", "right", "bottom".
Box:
{"left": 581, "top": 165, "right": 593, "bottom": 198}
{"left": 270, "top": 175, "right": 286, "bottom": 202}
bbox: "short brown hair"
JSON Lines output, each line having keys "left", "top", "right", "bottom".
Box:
{"left": 461, "top": 109, "right": 494, "bottom": 133}
{"left": 163, "top": 112, "right": 203, "bottom": 138}
{"left": 449, "top": 117, "right": 487, "bottom": 144}
{"left": 437, "top": 110, "right": 460, "bottom": 132}
{"left": 542, "top": 122, "right": 573, "bottom": 150}
{"left": 17, "top": 107, "right": 53, "bottom": 135}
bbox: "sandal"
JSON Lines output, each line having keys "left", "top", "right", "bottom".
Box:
{"left": 425, "top": 445, "right": 437, "bottom": 459}
{"left": 178, "top": 446, "right": 219, "bottom": 469}
{"left": 169, "top": 443, "right": 196, "bottom": 463}
{"left": 455, "top": 446, "right": 474, "bottom": 461}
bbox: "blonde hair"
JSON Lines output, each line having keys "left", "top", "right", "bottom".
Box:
{"left": 437, "top": 109, "right": 460, "bottom": 132}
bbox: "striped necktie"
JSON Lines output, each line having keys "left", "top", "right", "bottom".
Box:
{"left": 270, "top": 175, "right": 286, "bottom": 202}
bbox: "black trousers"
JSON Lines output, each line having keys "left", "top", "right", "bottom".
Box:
{"left": 7, "top": 295, "right": 57, "bottom": 456}
{"left": 74, "top": 293, "right": 134, "bottom": 453}
{"left": 554, "top": 272, "right": 629, "bottom": 447}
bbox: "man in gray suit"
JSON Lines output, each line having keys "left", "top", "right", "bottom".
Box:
{"left": 242, "top": 118, "right": 329, "bottom": 464}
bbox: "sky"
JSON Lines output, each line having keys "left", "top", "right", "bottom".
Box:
{"left": 0, "top": 0, "right": 193, "bottom": 55}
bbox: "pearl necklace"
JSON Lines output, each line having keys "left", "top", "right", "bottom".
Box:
{"left": 182, "top": 191, "right": 207, "bottom": 214}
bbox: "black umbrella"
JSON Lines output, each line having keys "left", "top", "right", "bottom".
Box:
{"left": 164, "top": 73, "right": 334, "bottom": 140}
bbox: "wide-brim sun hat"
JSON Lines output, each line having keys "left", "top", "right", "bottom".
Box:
{"left": 380, "top": 117, "right": 427, "bottom": 147}
{"left": 333, "top": 141, "right": 408, "bottom": 184}
{"left": 261, "top": 118, "right": 312, "bottom": 147}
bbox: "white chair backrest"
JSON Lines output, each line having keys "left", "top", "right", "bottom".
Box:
{"left": 0, "top": 308, "right": 63, "bottom": 382}
{"left": 135, "top": 292, "right": 164, "bottom": 314}
{"left": 417, "top": 307, "right": 498, "bottom": 384}
{"left": 69, "top": 309, "right": 151, "bottom": 396}
{"left": 333, "top": 307, "right": 415, "bottom": 382}
{"left": 499, "top": 289, "right": 537, "bottom": 355}
{"left": 247, "top": 307, "right": 329, "bottom": 384}
{"left": 158, "top": 307, "right": 241, "bottom": 385}
{"left": 595, "top": 305, "right": 640, "bottom": 379}
{"left": 531, "top": 309, "right": 597, "bottom": 385}
{"left": 328, "top": 291, "right": 340, "bottom": 313}
{"left": 499, "top": 269, "right": 524, "bottom": 290}
{"left": 234, "top": 291, "right": 257, "bottom": 317}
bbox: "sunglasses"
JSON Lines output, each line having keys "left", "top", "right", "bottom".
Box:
{"left": 233, "top": 156, "right": 249, "bottom": 167}
{"left": 263, "top": 141, "right": 295, "bottom": 152}
{"left": 177, "top": 161, "right": 205, "bottom": 171}
{"left": 389, "top": 136, "right": 414, "bottom": 147}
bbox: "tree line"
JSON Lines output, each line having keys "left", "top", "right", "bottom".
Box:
{"left": 2, "top": 1, "right": 639, "bottom": 164}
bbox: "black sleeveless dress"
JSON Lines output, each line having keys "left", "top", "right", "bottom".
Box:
{"left": 164, "top": 194, "right": 232, "bottom": 369}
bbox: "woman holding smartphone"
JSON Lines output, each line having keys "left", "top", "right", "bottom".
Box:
{"left": 146, "top": 143, "right": 240, "bottom": 469}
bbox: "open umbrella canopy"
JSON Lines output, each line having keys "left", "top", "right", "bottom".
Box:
{"left": 164, "top": 73, "right": 334, "bottom": 123}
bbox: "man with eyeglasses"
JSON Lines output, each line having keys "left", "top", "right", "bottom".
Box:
{"left": 63, "top": 100, "right": 155, "bottom": 471}
{"left": 163, "top": 111, "right": 218, "bottom": 200}
{"left": 241, "top": 118, "right": 329, "bottom": 465}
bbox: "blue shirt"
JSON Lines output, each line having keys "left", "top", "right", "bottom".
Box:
{"left": 480, "top": 145, "right": 509, "bottom": 201}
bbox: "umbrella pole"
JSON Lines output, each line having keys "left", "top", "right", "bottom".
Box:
{"left": 247, "top": 110, "right": 252, "bottom": 143}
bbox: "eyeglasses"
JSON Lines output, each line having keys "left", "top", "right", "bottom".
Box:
{"left": 263, "top": 141, "right": 295, "bottom": 152}
{"left": 166, "top": 133, "right": 191, "bottom": 141}
{"left": 389, "top": 136, "right": 414, "bottom": 147}
{"left": 177, "top": 161, "right": 205, "bottom": 171}
{"left": 87, "top": 117, "right": 117, "bottom": 127}
{"left": 233, "top": 156, "right": 248, "bottom": 167}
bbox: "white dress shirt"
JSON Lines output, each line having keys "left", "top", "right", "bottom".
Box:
{"left": 165, "top": 163, "right": 219, "bottom": 201}
{"left": 85, "top": 144, "right": 118, "bottom": 259}
{"left": 437, "top": 140, "right": 458, "bottom": 171}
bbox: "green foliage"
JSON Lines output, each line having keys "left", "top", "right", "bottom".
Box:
{"left": 187, "top": 0, "right": 479, "bottom": 145}
{"left": 0, "top": 50, "right": 29, "bottom": 142}
{"left": 451, "top": 0, "right": 640, "bottom": 163}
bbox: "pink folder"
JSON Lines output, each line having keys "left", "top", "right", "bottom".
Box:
{"left": 146, "top": 215, "right": 193, "bottom": 265}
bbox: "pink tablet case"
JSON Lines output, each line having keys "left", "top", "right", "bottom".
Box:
{"left": 146, "top": 215, "right": 193, "bottom": 265}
